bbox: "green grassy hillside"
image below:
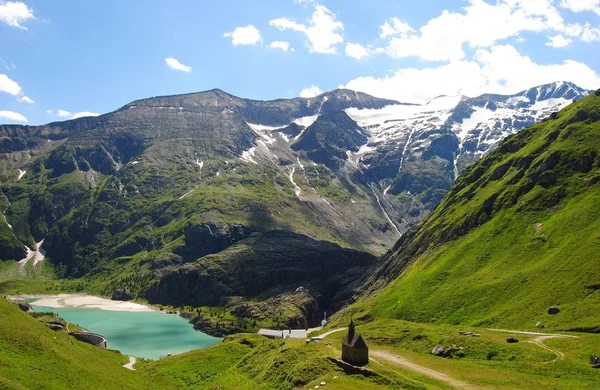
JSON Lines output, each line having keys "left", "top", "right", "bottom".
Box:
{"left": 355, "top": 91, "right": 600, "bottom": 331}
{"left": 0, "top": 298, "right": 143, "bottom": 389}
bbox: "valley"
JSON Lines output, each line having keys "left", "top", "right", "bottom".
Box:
{"left": 1, "top": 84, "right": 599, "bottom": 389}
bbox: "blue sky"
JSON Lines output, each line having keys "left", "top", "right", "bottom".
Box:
{"left": 1, "top": 0, "right": 599, "bottom": 125}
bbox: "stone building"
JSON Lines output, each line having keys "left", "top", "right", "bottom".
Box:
{"left": 341, "top": 319, "right": 368, "bottom": 366}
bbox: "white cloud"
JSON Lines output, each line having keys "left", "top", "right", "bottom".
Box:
{"left": 17, "top": 95, "right": 34, "bottom": 103}
{"left": 71, "top": 111, "right": 100, "bottom": 119}
{"left": 47, "top": 109, "right": 72, "bottom": 117}
{"left": 376, "top": 0, "right": 574, "bottom": 62}
{"left": 47, "top": 109, "right": 100, "bottom": 119}
{"left": 560, "top": 0, "right": 600, "bottom": 15}
{"left": 223, "top": 25, "right": 262, "bottom": 46}
{"left": 270, "top": 4, "right": 343, "bottom": 54}
{"left": 546, "top": 34, "right": 573, "bottom": 47}
{"left": 164, "top": 57, "right": 191, "bottom": 73}
{"left": 0, "top": 1, "right": 34, "bottom": 30}
{"left": 0, "top": 73, "right": 22, "bottom": 95}
{"left": 344, "top": 44, "right": 600, "bottom": 103}
{"left": 56, "top": 109, "right": 71, "bottom": 117}
{"left": 0, "top": 110, "right": 27, "bottom": 123}
{"left": 345, "top": 43, "right": 369, "bottom": 59}
{"left": 581, "top": 22, "right": 600, "bottom": 41}
{"left": 299, "top": 85, "right": 323, "bottom": 98}
{"left": 379, "top": 18, "right": 414, "bottom": 38}
{"left": 268, "top": 41, "right": 293, "bottom": 51}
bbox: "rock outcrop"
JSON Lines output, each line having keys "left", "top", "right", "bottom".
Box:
{"left": 144, "top": 231, "right": 376, "bottom": 326}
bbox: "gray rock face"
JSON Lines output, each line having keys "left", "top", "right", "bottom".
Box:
{"left": 346, "top": 81, "right": 590, "bottom": 225}
{"left": 180, "top": 223, "right": 254, "bottom": 260}
{"left": 143, "top": 231, "right": 376, "bottom": 318}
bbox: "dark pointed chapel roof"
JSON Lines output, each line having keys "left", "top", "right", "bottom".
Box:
{"left": 342, "top": 319, "right": 367, "bottom": 349}
{"left": 343, "top": 333, "right": 368, "bottom": 349}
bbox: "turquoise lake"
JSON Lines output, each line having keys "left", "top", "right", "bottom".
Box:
{"left": 29, "top": 301, "right": 222, "bottom": 360}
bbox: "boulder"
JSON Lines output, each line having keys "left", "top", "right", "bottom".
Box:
{"left": 432, "top": 344, "right": 446, "bottom": 356}
{"left": 547, "top": 306, "right": 560, "bottom": 315}
{"left": 17, "top": 302, "right": 33, "bottom": 313}
{"left": 431, "top": 344, "right": 461, "bottom": 357}
{"left": 506, "top": 337, "right": 519, "bottom": 343}
{"left": 536, "top": 321, "right": 544, "bottom": 328}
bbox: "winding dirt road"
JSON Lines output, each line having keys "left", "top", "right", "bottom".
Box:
{"left": 371, "top": 350, "right": 479, "bottom": 389}
{"left": 123, "top": 356, "right": 137, "bottom": 371}
{"left": 317, "top": 327, "right": 476, "bottom": 388}
{"left": 316, "top": 327, "right": 578, "bottom": 388}
{"left": 488, "top": 329, "right": 578, "bottom": 362}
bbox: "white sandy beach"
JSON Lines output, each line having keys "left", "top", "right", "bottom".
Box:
{"left": 18, "top": 294, "right": 154, "bottom": 312}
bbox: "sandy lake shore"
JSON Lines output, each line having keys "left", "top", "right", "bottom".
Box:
{"left": 12, "top": 294, "right": 154, "bottom": 312}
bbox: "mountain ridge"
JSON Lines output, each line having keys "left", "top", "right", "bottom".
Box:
{"left": 0, "top": 81, "right": 594, "bottom": 327}
{"left": 351, "top": 88, "right": 600, "bottom": 330}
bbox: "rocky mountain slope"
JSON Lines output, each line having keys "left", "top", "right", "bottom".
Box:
{"left": 353, "top": 88, "right": 600, "bottom": 331}
{"left": 346, "top": 81, "right": 589, "bottom": 222}
{"left": 0, "top": 82, "right": 590, "bottom": 321}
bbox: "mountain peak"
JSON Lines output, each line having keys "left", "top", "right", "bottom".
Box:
{"left": 517, "top": 80, "right": 589, "bottom": 103}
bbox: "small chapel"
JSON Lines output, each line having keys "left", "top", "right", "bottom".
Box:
{"left": 341, "top": 319, "right": 369, "bottom": 366}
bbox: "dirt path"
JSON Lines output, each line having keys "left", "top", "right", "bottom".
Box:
{"left": 317, "top": 327, "right": 346, "bottom": 338}
{"left": 488, "top": 329, "right": 578, "bottom": 362}
{"left": 123, "top": 356, "right": 136, "bottom": 371}
{"left": 371, "top": 350, "right": 478, "bottom": 389}
{"left": 318, "top": 328, "right": 475, "bottom": 388}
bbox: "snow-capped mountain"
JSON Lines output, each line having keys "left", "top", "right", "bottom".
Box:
{"left": 348, "top": 81, "right": 587, "bottom": 177}
{"left": 340, "top": 81, "right": 589, "bottom": 224}
{"left": 0, "top": 81, "right": 591, "bottom": 266}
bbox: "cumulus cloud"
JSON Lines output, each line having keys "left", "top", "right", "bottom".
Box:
{"left": 375, "top": 0, "right": 580, "bottom": 62}
{"left": 0, "top": 110, "right": 27, "bottom": 123}
{"left": 268, "top": 41, "right": 293, "bottom": 51}
{"left": 165, "top": 57, "right": 191, "bottom": 73}
{"left": 560, "top": 0, "right": 600, "bottom": 15}
{"left": 223, "top": 25, "right": 262, "bottom": 46}
{"left": 546, "top": 34, "right": 573, "bottom": 47}
{"left": 71, "top": 111, "right": 100, "bottom": 119}
{"left": 379, "top": 18, "right": 414, "bottom": 38}
{"left": 581, "top": 23, "right": 600, "bottom": 41}
{"left": 17, "top": 95, "right": 34, "bottom": 103}
{"left": 270, "top": 4, "right": 343, "bottom": 54}
{"left": 0, "top": 73, "right": 22, "bottom": 96}
{"left": 345, "top": 43, "right": 369, "bottom": 60}
{"left": 299, "top": 85, "right": 323, "bottom": 98}
{"left": 0, "top": 1, "right": 34, "bottom": 30}
{"left": 344, "top": 44, "right": 600, "bottom": 103}
{"left": 55, "top": 109, "right": 71, "bottom": 117}
{"left": 47, "top": 109, "right": 99, "bottom": 119}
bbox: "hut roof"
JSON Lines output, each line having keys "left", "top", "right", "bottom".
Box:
{"left": 343, "top": 333, "right": 367, "bottom": 349}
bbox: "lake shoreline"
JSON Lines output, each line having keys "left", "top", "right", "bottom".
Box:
{"left": 11, "top": 293, "right": 231, "bottom": 340}
{"left": 11, "top": 293, "right": 156, "bottom": 312}
{"left": 19, "top": 293, "right": 222, "bottom": 360}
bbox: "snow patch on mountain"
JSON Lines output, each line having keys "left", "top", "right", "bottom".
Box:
{"left": 293, "top": 115, "right": 319, "bottom": 128}
{"left": 247, "top": 122, "right": 288, "bottom": 132}
{"left": 240, "top": 147, "right": 258, "bottom": 164}
{"left": 346, "top": 97, "right": 460, "bottom": 145}
{"left": 289, "top": 167, "right": 302, "bottom": 198}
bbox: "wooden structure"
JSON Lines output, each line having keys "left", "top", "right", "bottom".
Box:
{"left": 341, "top": 319, "right": 368, "bottom": 366}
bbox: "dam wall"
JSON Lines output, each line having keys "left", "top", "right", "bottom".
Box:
{"left": 70, "top": 332, "right": 107, "bottom": 348}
